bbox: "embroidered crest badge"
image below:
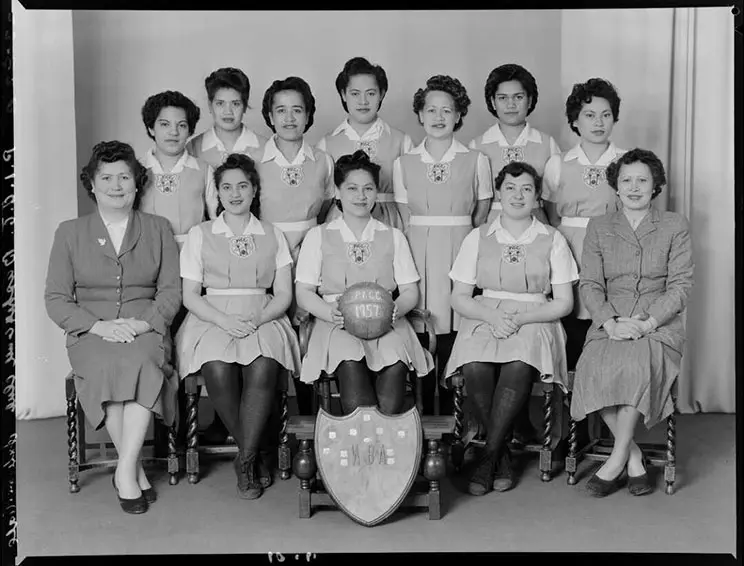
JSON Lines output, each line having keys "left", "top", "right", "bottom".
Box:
{"left": 281, "top": 166, "right": 304, "bottom": 187}
{"left": 219, "top": 151, "right": 229, "bottom": 164}
{"left": 229, "top": 235, "right": 256, "bottom": 259}
{"left": 502, "top": 146, "right": 525, "bottom": 164}
{"left": 426, "top": 162, "right": 451, "bottom": 184}
{"left": 357, "top": 139, "right": 378, "bottom": 160}
{"left": 583, "top": 166, "right": 607, "bottom": 189}
{"left": 347, "top": 241, "right": 373, "bottom": 266}
{"left": 502, "top": 244, "right": 526, "bottom": 264}
{"left": 155, "top": 173, "right": 179, "bottom": 194}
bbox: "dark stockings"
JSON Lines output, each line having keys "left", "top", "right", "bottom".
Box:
{"left": 562, "top": 315, "right": 593, "bottom": 444}
{"left": 201, "top": 357, "right": 279, "bottom": 458}
{"left": 419, "top": 332, "right": 456, "bottom": 415}
{"left": 336, "top": 360, "right": 408, "bottom": 416}
{"left": 463, "top": 361, "right": 536, "bottom": 460}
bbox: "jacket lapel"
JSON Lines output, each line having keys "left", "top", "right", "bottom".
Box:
{"left": 611, "top": 211, "right": 640, "bottom": 247}
{"left": 117, "top": 210, "right": 141, "bottom": 258}
{"left": 90, "top": 212, "right": 120, "bottom": 261}
{"left": 634, "top": 208, "right": 660, "bottom": 242}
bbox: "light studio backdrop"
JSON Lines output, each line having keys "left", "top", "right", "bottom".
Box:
{"left": 14, "top": 7, "right": 735, "bottom": 419}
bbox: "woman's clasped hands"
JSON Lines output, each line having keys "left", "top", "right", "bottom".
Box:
{"left": 219, "top": 313, "right": 259, "bottom": 339}
{"left": 91, "top": 318, "right": 152, "bottom": 343}
{"left": 486, "top": 306, "right": 521, "bottom": 339}
{"left": 605, "top": 313, "right": 655, "bottom": 341}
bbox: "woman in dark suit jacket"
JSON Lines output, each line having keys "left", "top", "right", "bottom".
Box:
{"left": 570, "top": 148, "right": 693, "bottom": 497}
{"left": 45, "top": 141, "right": 181, "bottom": 514}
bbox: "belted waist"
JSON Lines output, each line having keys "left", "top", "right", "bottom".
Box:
{"left": 206, "top": 288, "right": 267, "bottom": 296}
{"left": 560, "top": 216, "right": 591, "bottom": 228}
{"left": 482, "top": 290, "right": 547, "bottom": 303}
{"left": 490, "top": 202, "right": 540, "bottom": 211}
{"left": 409, "top": 215, "right": 472, "bottom": 227}
{"left": 273, "top": 218, "right": 317, "bottom": 232}
{"left": 374, "top": 193, "right": 396, "bottom": 203}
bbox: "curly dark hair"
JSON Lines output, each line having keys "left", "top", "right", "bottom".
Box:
{"left": 335, "top": 57, "right": 389, "bottom": 113}
{"left": 565, "top": 78, "right": 621, "bottom": 136}
{"left": 412, "top": 75, "right": 471, "bottom": 132}
{"left": 484, "top": 63, "right": 539, "bottom": 118}
{"left": 333, "top": 150, "right": 381, "bottom": 212}
{"left": 494, "top": 161, "right": 542, "bottom": 201}
{"left": 141, "top": 90, "right": 201, "bottom": 141}
{"left": 80, "top": 141, "right": 147, "bottom": 208}
{"left": 261, "top": 76, "right": 316, "bottom": 133}
{"left": 213, "top": 153, "right": 262, "bottom": 218}
{"left": 606, "top": 148, "right": 666, "bottom": 200}
{"left": 205, "top": 67, "right": 251, "bottom": 109}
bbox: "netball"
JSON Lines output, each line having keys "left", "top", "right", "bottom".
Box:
{"left": 338, "top": 281, "right": 395, "bottom": 340}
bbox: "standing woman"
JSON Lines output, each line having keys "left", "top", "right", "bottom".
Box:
{"left": 469, "top": 64, "right": 560, "bottom": 226}
{"left": 317, "top": 57, "right": 414, "bottom": 229}
{"left": 542, "top": 78, "right": 626, "bottom": 373}
{"left": 393, "top": 75, "right": 492, "bottom": 414}
{"left": 295, "top": 151, "right": 433, "bottom": 414}
{"left": 571, "top": 149, "right": 693, "bottom": 497}
{"left": 187, "top": 67, "right": 268, "bottom": 169}
{"left": 176, "top": 154, "right": 301, "bottom": 500}
{"left": 45, "top": 141, "right": 181, "bottom": 514}
{"left": 445, "top": 161, "right": 577, "bottom": 495}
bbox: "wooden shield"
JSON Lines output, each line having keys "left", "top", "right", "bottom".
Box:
{"left": 314, "top": 406, "right": 422, "bottom": 527}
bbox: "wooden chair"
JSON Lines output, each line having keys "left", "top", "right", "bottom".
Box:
{"left": 286, "top": 308, "right": 456, "bottom": 520}
{"left": 565, "top": 380, "right": 678, "bottom": 495}
{"left": 65, "top": 373, "right": 179, "bottom": 493}
{"left": 182, "top": 370, "right": 292, "bottom": 484}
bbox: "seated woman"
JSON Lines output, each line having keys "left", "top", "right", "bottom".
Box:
{"left": 570, "top": 148, "right": 694, "bottom": 497}
{"left": 444, "top": 161, "right": 578, "bottom": 496}
{"left": 295, "top": 151, "right": 434, "bottom": 415}
{"left": 45, "top": 141, "right": 181, "bottom": 515}
{"left": 175, "top": 154, "right": 301, "bottom": 501}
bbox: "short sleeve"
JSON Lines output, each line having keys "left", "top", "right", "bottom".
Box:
{"left": 294, "top": 226, "right": 323, "bottom": 286}
{"left": 323, "top": 153, "right": 336, "bottom": 199}
{"left": 548, "top": 136, "right": 561, "bottom": 156}
{"left": 316, "top": 137, "right": 328, "bottom": 152}
{"left": 448, "top": 228, "right": 480, "bottom": 285}
{"left": 542, "top": 154, "right": 562, "bottom": 202}
{"left": 475, "top": 152, "right": 494, "bottom": 200}
{"left": 272, "top": 226, "right": 293, "bottom": 270}
{"left": 180, "top": 224, "right": 205, "bottom": 283}
{"left": 391, "top": 229, "right": 420, "bottom": 285}
{"left": 402, "top": 134, "right": 414, "bottom": 154}
{"left": 392, "top": 158, "right": 408, "bottom": 204}
{"left": 205, "top": 165, "right": 218, "bottom": 220}
{"left": 549, "top": 230, "right": 579, "bottom": 285}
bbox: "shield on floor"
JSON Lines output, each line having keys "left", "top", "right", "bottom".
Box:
{"left": 314, "top": 405, "right": 422, "bottom": 527}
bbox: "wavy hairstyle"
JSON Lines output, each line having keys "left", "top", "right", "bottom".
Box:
{"left": 412, "top": 75, "right": 471, "bottom": 132}
{"left": 205, "top": 67, "right": 252, "bottom": 109}
{"left": 484, "top": 63, "right": 539, "bottom": 118}
{"left": 606, "top": 148, "right": 666, "bottom": 200}
{"left": 565, "top": 78, "right": 621, "bottom": 136}
{"left": 80, "top": 141, "right": 147, "bottom": 208}
{"left": 261, "top": 76, "right": 317, "bottom": 133}
{"left": 335, "top": 57, "right": 389, "bottom": 113}
{"left": 213, "top": 153, "right": 262, "bottom": 218}
{"left": 494, "top": 161, "right": 543, "bottom": 201}
{"left": 333, "top": 150, "right": 381, "bottom": 212}
{"left": 141, "top": 90, "right": 201, "bottom": 141}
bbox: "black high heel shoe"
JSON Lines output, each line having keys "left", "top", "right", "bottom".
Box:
{"left": 585, "top": 465, "right": 627, "bottom": 498}
{"left": 112, "top": 475, "right": 148, "bottom": 514}
{"left": 627, "top": 451, "right": 654, "bottom": 496}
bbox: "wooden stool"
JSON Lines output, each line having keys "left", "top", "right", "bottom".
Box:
{"left": 565, "top": 391, "right": 678, "bottom": 495}
{"left": 287, "top": 414, "right": 453, "bottom": 520}
{"left": 65, "top": 373, "right": 179, "bottom": 493}
{"left": 183, "top": 370, "right": 292, "bottom": 484}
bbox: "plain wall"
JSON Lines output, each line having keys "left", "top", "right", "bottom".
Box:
{"left": 72, "top": 10, "right": 564, "bottom": 215}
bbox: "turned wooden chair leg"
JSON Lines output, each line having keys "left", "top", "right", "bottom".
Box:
{"left": 566, "top": 406, "right": 579, "bottom": 486}
{"left": 185, "top": 386, "right": 199, "bottom": 484}
{"left": 294, "top": 439, "right": 316, "bottom": 519}
{"left": 450, "top": 378, "right": 465, "bottom": 472}
{"left": 66, "top": 389, "right": 80, "bottom": 494}
{"left": 278, "top": 390, "right": 291, "bottom": 480}
{"left": 423, "top": 439, "right": 445, "bottom": 520}
{"left": 664, "top": 411, "right": 677, "bottom": 495}
{"left": 540, "top": 385, "right": 554, "bottom": 482}
{"left": 167, "top": 423, "right": 179, "bottom": 485}
{"left": 319, "top": 378, "right": 332, "bottom": 413}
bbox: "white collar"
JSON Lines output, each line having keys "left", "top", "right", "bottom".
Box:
{"left": 144, "top": 148, "right": 201, "bottom": 175}
{"left": 487, "top": 215, "right": 549, "bottom": 244}
{"left": 563, "top": 142, "right": 623, "bottom": 166}
{"left": 211, "top": 212, "right": 265, "bottom": 237}
{"left": 481, "top": 122, "right": 542, "bottom": 147}
{"left": 408, "top": 137, "right": 470, "bottom": 164}
{"left": 201, "top": 126, "right": 261, "bottom": 153}
{"left": 326, "top": 216, "right": 388, "bottom": 242}
{"left": 261, "top": 135, "right": 317, "bottom": 166}
{"left": 331, "top": 118, "right": 389, "bottom": 142}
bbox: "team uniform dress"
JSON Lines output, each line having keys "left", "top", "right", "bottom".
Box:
{"left": 186, "top": 125, "right": 268, "bottom": 169}
{"left": 570, "top": 210, "right": 693, "bottom": 427}
{"left": 317, "top": 118, "right": 413, "bottom": 229}
{"left": 295, "top": 217, "right": 434, "bottom": 384}
{"left": 44, "top": 211, "right": 181, "bottom": 430}
{"left": 139, "top": 148, "right": 218, "bottom": 250}
{"left": 469, "top": 122, "right": 560, "bottom": 225}
{"left": 175, "top": 213, "right": 301, "bottom": 379}
{"left": 541, "top": 142, "right": 625, "bottom": 319}
{"left": 393, "top": 138, "right": 493, "bottom": 334}
{"left": 444, "top": 216, "right": 578, "bottom": 391}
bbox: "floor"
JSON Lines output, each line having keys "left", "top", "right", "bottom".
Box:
{"left": 16, "top": 411, "right": 737, "bottom": 558}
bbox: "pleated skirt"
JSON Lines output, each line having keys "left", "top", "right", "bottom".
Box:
{"left": 299, "top": 316, "right": 434, "bottom": 384}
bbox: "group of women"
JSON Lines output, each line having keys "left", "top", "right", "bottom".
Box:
{"left": 44, "top": 57, "right": 693, "bottom": 515}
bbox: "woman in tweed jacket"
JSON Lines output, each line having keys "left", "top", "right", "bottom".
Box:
{"left": 570, "top": 148, "right": 693, "bottom": 497}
